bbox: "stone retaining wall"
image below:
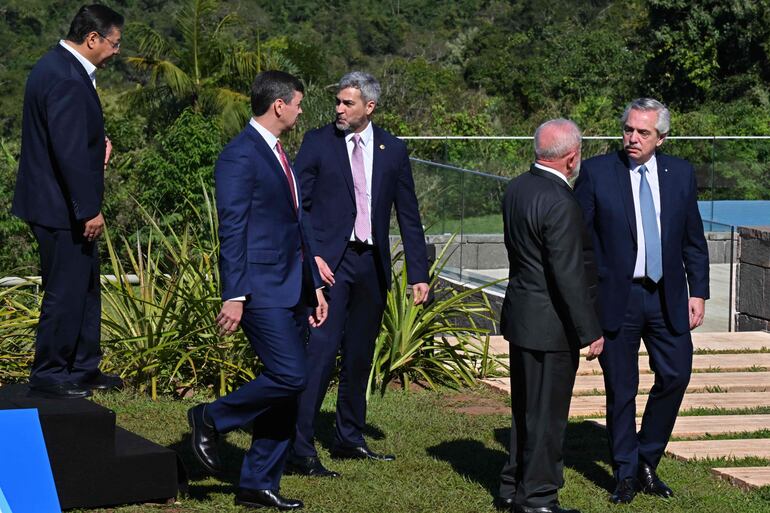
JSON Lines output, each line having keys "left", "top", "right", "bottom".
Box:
{"left": 736, "top": 226, "right": 770, "bottom": 332}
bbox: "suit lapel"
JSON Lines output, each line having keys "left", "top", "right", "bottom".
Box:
{"left": 656, "top": 153, "right": 672, "bottom": 246}
{"left": 246, "top": 127, "right": 298, "bottom": 217}
{"left": 333, "top": 128, "right": 355, "bottom": 201}
{"left": 614, "top": 152, "right": 637, "bottom": 242}
{"left": 371, "top": 124, "right": 385, "bottom": 211}
{"left": 54, "top": 45, "right": 103, "bottom": 115}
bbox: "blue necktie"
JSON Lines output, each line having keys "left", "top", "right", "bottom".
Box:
{"left": 639, "top": 165, "right": 662, "bottom": 282}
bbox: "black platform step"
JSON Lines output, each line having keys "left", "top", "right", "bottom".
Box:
{"left": 0, "top": 384, "right": 183, "bottom": 510}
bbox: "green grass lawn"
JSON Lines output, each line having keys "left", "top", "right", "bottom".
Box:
{"left": 423, "top": 214, "right": 503, "bottom": 235}
{"left": 80, "top": 386, "right": 770, "bottom": 513}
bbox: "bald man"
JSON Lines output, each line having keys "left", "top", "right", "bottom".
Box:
{"left": 496, "top": 119, "right": 603, "bottom": 513}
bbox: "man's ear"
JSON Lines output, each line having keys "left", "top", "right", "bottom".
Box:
{"left": 365, "top": 100, "right": 376, "bottom": 116}
{"left": 656, "top": 133, "right": 667, "bottom": 147}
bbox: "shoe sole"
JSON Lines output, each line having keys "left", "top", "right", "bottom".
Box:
{"left": 234, "top": 498, "right": 303, "bottom": 510}
{"left": 187, "top": 407, "right": 223, "bottom": 475}
{"left": 29, "top": 388, "right": 92, "bottom": 399}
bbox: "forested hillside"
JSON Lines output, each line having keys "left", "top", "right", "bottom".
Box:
{"left": 1, "top": 0, "right": 769, "bottom": 271}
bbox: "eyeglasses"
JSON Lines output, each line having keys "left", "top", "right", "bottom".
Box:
{"left": 97, "top": 32, "right": 121, "bottom": 50}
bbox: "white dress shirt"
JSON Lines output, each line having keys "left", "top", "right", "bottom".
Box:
{"left": 534, "top": 162, "right": 570, "bottom": 186}
{"left": 345, "top": 121, "right": 374, "bottom": 245}
{"left": 630, "top": 154, "right": 662, "bottom": 279}
{"left": 59, "top": 40, "right": 96, "bottom": 89}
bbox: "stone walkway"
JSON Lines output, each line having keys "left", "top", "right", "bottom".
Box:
{"left": 481, "top": 331, "right": 770, "bottom": 490}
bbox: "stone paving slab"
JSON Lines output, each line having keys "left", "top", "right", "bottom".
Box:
{"left": 586, "top": 415, "right": 770, "bottom": 438}
{"left": 711, "top": 467, "right": 770, "bottom": 490}
{"left": 578, "top": 353, "right": 770, "bottom": 375}
{"left": 567, "top": 392, "right": 770, "bottom": 418}
{"left": 458, "top": 332, "right": 770, "bottom": 357}
{"left": 573, "top": 371, "right": 770, "bottom": 395}
{"left": 666, "top": 439, "right": 770, "bottom": 460}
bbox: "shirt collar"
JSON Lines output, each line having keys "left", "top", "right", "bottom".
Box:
{"left": 59, "top": 40, "right": 97, "bottom": 86}
{"left": 630, "top": 153, "right": 658, "bottom": 174}
{"left": 534, "top": 162, "right": 570, "bottom": 185}
{"left": 249, "top": 118, "right": 279, "bottom": 150}
{"left": 344, "top": 121, "right": 373, "bottom": 146}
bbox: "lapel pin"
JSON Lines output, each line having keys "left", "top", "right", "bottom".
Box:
{"left": 379, "top": 144, "right": 385, "bottom": 150}
{"left": 665, "top": 168, "right": 668, "bottom": 173}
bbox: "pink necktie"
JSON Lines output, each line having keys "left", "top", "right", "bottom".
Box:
{"left": 351, "top": 134, "right": 371, "bottom": 241}
{"left": 275, "top": 140, "right": 298, "bottom": 212}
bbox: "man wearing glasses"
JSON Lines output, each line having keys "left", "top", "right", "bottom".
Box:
{"left": 12, "top": 4, "right": 124, "bottom": 398}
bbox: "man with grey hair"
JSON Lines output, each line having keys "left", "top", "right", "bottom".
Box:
{"left": 497, "top": 119, "right": 604, "bottom": 513}
{"left": 575, "top": 99, "right": 709, "bottom": 504}
{"left": 286, "top": 71, "right": 430, "bottom": 477}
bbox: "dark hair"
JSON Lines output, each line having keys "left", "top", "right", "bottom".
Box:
{"left": 250, "top": 71, "right": 304, "bottom": 116}
{"left": 66, "top": 5, "right": 124, "bottom": 44}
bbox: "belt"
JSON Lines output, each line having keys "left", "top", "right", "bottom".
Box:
{"left": 632, "top": 276, "right": 659, "bottom": 289}
{"left": 347, "top": 240, "right": 375, "bottom": 252}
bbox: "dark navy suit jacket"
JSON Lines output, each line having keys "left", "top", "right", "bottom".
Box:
{"left": 295, "top": 123, "right": 429, "bottom": 289}
{"left": 574, "top": 151, "right": 710, "bottom": 335}
{"left": 13, "top": 44, "right": 106, "bottom": 228}
{"left": 215, "top": 124, "right": 322, "bottom": 307}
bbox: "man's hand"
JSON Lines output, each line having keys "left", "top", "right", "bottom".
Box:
{"left": 83, "top": 212, "right": 105, "bottom": 241}
{"left": 411, "top": 282, "right": 430, "bottom": 305}
{"left": 216, "top": 300, "right": 244, "bottom": 336}
{"left": 585, "top": 336, "right": 605, "bottom": 361}
{"left": 689, "top": 297, "right": 706, "bottom": 330}
{"left": 309, "top": 288, "right": 328, "bottom": 327}
{"left": 104, "top": 137, "right": 112, "bottom": 170}
{"left": 315, "top": 256, "right": 335, "bottom": 286}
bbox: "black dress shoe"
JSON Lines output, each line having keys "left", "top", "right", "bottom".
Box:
{"left": 29, "top": 382, "right": 91, "bottom": 399}
{"left": 78, "top": 372, "right": 124, "bottom": 391}
{"left": 514, "top": 504, "right": 580, "bottom": 513}
{"left": 610, "top": 477, "right": 638, "bottom": 504}
{"left": 329, "top": 444, "right": 395, "bottom": 461}
{"left": 285, "top": 455, "right": 340, "bottom": 477}
{"left": 638, "top": 462, "right": 674, "bottom": 498}
{"left": 235, "top": 488, "right": 303, "bottom": 510}
{"left": 493, "top": 496, "right": 514, "bottom": 511}
{"left": 187, "top": 404, "right": 223, "bottom": 474}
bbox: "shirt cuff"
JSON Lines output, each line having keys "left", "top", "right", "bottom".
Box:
{"left": 226, "top": 296, "right": 246, "bottom": 302}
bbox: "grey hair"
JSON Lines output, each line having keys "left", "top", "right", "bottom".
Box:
{"left": 621, "top": 98, "right": 670, "bottom": 135}
{"left": 534, "top": 119, "right": 582, "bottom": 160}
{"left": 337, "top": 71, "right": 381, "bottom": 105}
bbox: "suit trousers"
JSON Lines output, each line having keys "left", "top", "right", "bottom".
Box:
{"left": 292, "top": 243, "right": 386, "bottom": 457}
{"left": 29, "top": 223, "right": 101, "bottom": 385}
{"left": 499, "top": 345, "right": 578, "bottom": 507}
{"left": 206, "top": 304, "right": 308, "bottom": 490}
{"left": 600, "top": 281, "right": 692, "bottom": 480}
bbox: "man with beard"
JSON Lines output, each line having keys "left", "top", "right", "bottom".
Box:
{"left": 574, "top": 98, "right": 709, "bottom": 504}
{"left": 286, "top": 71, "right": 430, "bottom": 477}
{"left": 496, "top": 118, "right": 604, "bottom": 513}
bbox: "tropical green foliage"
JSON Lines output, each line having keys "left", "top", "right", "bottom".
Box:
{"left": 2, "top": 0, "right": 770, "bottom": 271}
{"left": 368, "top": 237, "right": 506, "bottom": 396}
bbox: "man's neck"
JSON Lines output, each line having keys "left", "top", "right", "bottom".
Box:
{"left": 252, "top": 115, "right": 282, "bottom": 138}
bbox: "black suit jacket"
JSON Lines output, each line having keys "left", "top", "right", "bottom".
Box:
{"left": 13, "top": 44, "right": 106, "bottom": 228}
{"left": 500, "top": 166, "right": 602, "bottom": 351}
{"left": 295, "top": 122, "right": 429, "bottom": 290}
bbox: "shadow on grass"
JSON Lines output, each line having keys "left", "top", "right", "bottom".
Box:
{"left": 563, "top": 421, "right": 614, "bottom": 493}
{"left": 425, "top": 421, "right": 614, "bottom": 499}
{"left": 313, "top": 410, "right": 387, "bottom": 452}
{"left": 168, "top": 431, "right": 244, "bottom": 500}
{"left": 426, "top": 439, "right": 508, "bottom": 495}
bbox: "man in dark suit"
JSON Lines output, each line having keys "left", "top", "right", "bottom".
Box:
{"left": 286, "top": 71, "right": 430, "bottom": 476}
{"left": 574, "top": 98, "right": 709, "bottom": 504}
{"left": 186, "top": 71, "right": 328, "bottom": 511}
{"left": 12, "top": 4, "right": 124, "bottom": 399}
{"left": 496, "top": 119, "right": 604, "bottom": 513}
